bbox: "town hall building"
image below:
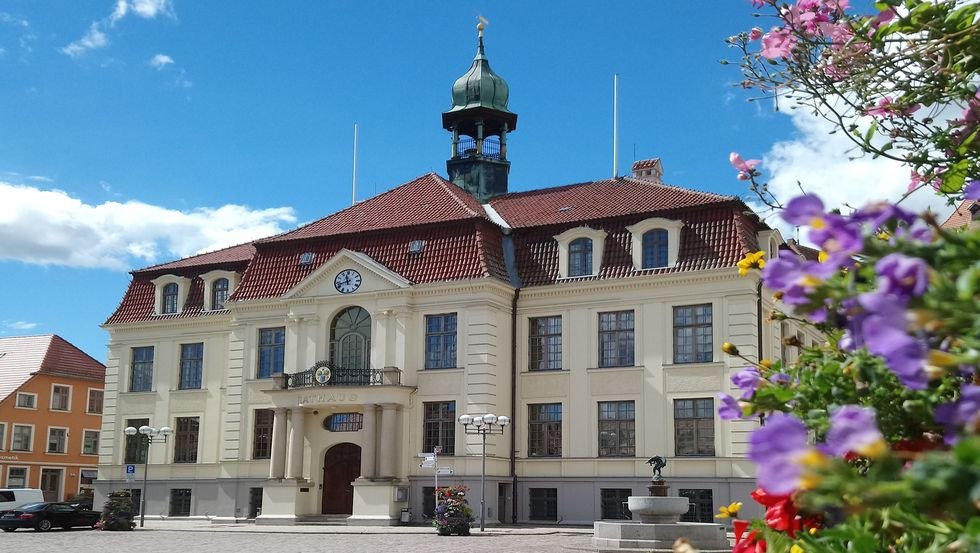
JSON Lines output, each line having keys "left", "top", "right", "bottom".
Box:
{"left": 95, "top": 27, "right": 808, "bottom": 525}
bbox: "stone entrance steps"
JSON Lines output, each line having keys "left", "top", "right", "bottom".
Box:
{"left": 295, "top": 514, "right": 351, "bottom": 525}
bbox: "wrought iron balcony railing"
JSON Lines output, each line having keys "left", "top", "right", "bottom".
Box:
{"left": 454, "top": 137, "right": 502, "bottom": 160}
{"left": 282, "top": 362, "right": 400, "bottom": 389}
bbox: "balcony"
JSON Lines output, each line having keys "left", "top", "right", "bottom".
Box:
{"left": 281, "top": 362, "right": 401, "bottom": 389}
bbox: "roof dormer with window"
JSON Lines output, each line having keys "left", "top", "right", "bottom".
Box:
{"left": 757, "top": 229, "right": 784, "bottom": 260}
{"left": 150, "top": 274, "right": 192, "bottom": 315}
{"left": 200, "top": 270, "right": 240, "bottom": 311}
{"left": 626, "top": 217, "right": 684, "bottom": 270}
{"left": 554, "top": 226, "right": 607, "bottom": 278}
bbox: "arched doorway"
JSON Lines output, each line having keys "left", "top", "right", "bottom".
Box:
{"left": 321, "top": 443, "right": 361, "bottom": 514}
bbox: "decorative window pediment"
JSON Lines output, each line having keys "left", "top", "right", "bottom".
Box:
{"left": 150, "top": 274, "right": 192, "bottom": 315}
{"left": 757, "top": 229, "right": 784, "bottom": 259}
{"left": 200, "top": 270, "right": 240, "bottom": 311}
{"left": 554, "top": 226, "right": 607, "bottom": 278}
{"left": 626, "top": 217, "right": 684, "bottom": 270}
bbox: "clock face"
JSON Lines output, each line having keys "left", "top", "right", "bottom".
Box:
{"left": 334, "top": 269, "right": 362, "bottom": 294}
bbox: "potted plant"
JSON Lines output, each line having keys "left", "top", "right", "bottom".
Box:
{"left": 433, "top": 485, "right": 474, "bottom": 536}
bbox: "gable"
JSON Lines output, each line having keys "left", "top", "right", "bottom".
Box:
{"left": 283, "top": 249, "right": 410, "bottom": 299}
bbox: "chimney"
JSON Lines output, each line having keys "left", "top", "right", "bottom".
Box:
{"left": 631, "top": 158, "right": 663, "bottom": 182}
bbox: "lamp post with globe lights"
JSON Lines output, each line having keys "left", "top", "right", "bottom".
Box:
{"left": 123, "top": 425, "right": 173, "bottom": 527}
{"left": 458, "top": 413, "right": 509, "bottom": 531}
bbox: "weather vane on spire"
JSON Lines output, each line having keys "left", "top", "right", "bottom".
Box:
{"left": 477, "top": 15, "right": 488, "bottom": 34}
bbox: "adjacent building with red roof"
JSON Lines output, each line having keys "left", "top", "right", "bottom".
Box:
{"left": 0, "top": 335, "right": 105, "bottom": 501}
{"left": 96, "top": 28, "right": 806, "bottom": 526}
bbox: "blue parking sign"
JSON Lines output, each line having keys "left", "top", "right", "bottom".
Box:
{"left": 125, "top": 464, "right": 136, "bottom": 474}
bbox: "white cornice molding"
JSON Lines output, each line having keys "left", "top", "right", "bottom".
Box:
{"left": 520, "top": 267, "right": 753, "bottom": 300}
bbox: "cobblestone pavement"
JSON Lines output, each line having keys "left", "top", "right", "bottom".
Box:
{"left": 0, "top": 520, "right": 596, "bottom": 553}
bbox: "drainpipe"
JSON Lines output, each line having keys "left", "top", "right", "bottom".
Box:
{"left": 756, "top": 278, "right": 766, "bottom": 427}
{"left": 510, "top": 287, "right": 520, "bottom": 523}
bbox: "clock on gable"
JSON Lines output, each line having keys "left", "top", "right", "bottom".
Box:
{"left": 334, "top": 269, "right": 362, "bottom": 294}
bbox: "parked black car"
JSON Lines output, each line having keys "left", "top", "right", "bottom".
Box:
{"left": 0, "top": 502, "right": 101, "bottom": 532}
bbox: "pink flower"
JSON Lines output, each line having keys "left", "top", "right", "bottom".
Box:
{"left": 872, "top": 8, "right": 897, "bottom": 28}
{"left": 751, "top": 0, "right": 767, "bottom": 7}
{"left": 865, "top": 96, "right": 921, "bottom": 117}
{"left": 749, "top": 27, "right": 764, "bottom": 41}
{"left": 730, "top": 152, "right": 761, "bottom": 180}
{"left": 761, "top": 27, "right": 797, "bottom": 59}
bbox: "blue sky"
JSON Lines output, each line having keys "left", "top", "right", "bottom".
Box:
{"left": 0, "top": 1, "right": 934, "bottom": 361}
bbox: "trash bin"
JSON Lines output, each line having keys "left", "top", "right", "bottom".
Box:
{"left": 400, "top": 509, "right": 411, "bottom": 523}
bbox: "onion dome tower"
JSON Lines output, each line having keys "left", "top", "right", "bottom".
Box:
{"left": 442, "top": 22, "right": 518, "bottom": 203}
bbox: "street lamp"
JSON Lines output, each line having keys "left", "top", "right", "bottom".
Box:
{"left": 458, "top": 413, "right": 510, "bottom": 531}
{"left": 123, "top": 425, "right": 172, "bottom": 528}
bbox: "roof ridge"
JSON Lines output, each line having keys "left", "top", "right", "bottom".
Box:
{"left": 46, "top": 334, "right": 106, "bottom": 370}
{"left": 133, "top": 240, "right": 255, "bottom": 274}
{"left": 620, "top": 175, "right": 736, "bottom": 201}
{"left": 433, "top": 173, "right": 482, "bottom": 218}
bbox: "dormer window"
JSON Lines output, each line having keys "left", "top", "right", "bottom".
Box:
{"left": 626, "top": 217, "right": 684, "bottom": 270}
{"left": 150, "top": 275, "right": 192, "bottom": 315}
{"left": 201, "top": 270, "right": 240, "bottom": 311}
{"left": 212, "top": 278, "right": 229, "bottom": 309}
{"left": 569, "top": 238, "right": 593, "bottom": 277}
{"left": 642, "top": 229, "right": 669, "bottom": 268}
{"left": 162, "top": 283, "right": 179, "bottom": 314}
{"left": 554, "top": 227, "right": 608, "bottom": 278}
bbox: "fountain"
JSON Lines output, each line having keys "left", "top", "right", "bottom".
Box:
{"left": 593, "top": 456, "right": 730, "bottom": 553}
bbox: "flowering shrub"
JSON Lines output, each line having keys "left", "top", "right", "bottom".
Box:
{"left": 433, "top": 485, "right": 474, "bottom": 536}
{"left": 720, "top": 1, "right": 979, "bottom": 551}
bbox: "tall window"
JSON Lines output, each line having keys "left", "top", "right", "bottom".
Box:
{"left": 130, "top": 346, "right": 154, "bottom": 392}
{"left": 330, "top": 307, "right": 371, "bottom": 372}
{"left": 0, "top": 423, "right": 5, "bottom": 451}
{"left": 599, "top": 311, "right": 634, "bottom": 368}
{"left": 212, "top": 278, "right": 229, "bottom": 310}
{"left": 598, "top": 401, "right": 635, "bottom": 457}
{"left": 162, "top": 282, "right": 179, "bottom": 314}
{"left": 674, "top": 398, "right": 715, "bottom": 456}
{"left": 529, "top": 316, "right": 562, "bottom": 371}
{"left": 50, "top": 385, "right": 70, "bottom": 411}
{"left": 528, "top": 403, "right": 562, "bottom": 457}
{"left": 169, "top": 489, "right": 192, "bottom": 516}
{"left": 673, "top": 304, "right": 713, "bottom": 363}
{"left": 257, "top": 327, "right": 285, "bottom": 379}
{"left": 600, "top": 488, "right": 632, "bottom": 520}
{"left": 124, "top": 418, "right": 149, "bottom": 464}
{"left": 179, "top": 343, "right": 204, "bottom": 390}
{"left": 568, "top": 238, "right": 593, "bottom": 277}
{"left": 87, "top": 389, "right": 104, "bottom": 414}
{"left": 6, "top": 467, "right": 27, "bottom": 488}
{"left": 173, "top": 417, "right": 200, "bottom": 464}
{"left": 47, "top": 428, "right": 67, "bottom": 453}
{"left": 11, "top": 425, "right": 33, "bottom": 452}
{"left": 423, "top": 401, "right": 455, "bottom": 455}
{"left": 425, "top": 314, "right": 457, "bottom": 369}
{"left": 641, "top": 229, "right": 669, "bottom": 268}
{"left": 252, "top": 409, "right": 273, "bottom": 460}
{"left": 82, "top": 430, "right": 100, "bottom": 455}
{"left": 679, "top": 489, "right": 714, "bottom": 523}
{"left": 528, "top": 488, "right": 558, "bottom": 521}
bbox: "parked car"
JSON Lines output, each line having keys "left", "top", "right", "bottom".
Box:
{"left": 0, "top": 502, "right": 101, "bottom": 532}
{"left": 0, "top": 489, "right": 45, "bottom": 511}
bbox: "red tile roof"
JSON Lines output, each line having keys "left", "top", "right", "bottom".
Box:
{"left": 631, "top": 158, "right": 662, "bottom": 171}
{"left": 135, "top": 242, "right": 256, "bottom": 274}
{"left": 261, "top": 173, "right": 487, "bottom": 243}
{"left": 488, "top": 177, "right": 734, "bottom": 228}
{"left": 0, "top": 335, "right": 106, "bottom": 400}
{"left": 940, "top": 200, "right": 978, "bottom": 229}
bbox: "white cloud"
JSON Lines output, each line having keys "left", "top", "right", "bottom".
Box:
{"left": 130, "top": 0, "right": 174, "bottom": 19}
{"left": 0, "top": 12, "right": 29, "bottom": 28}
{"left": 61, "top": 23, "right": 109, "bottom": 58}
{"left": 4, "top": 321, "right": 37, "bottom": 330}
{"left": 0, "top": 181, "right": 297, "bottom": 271}
{"left": 149, "top": 53, "right": 173, "bottom": 70}
{"left": 749, "top": 109, "right": 953, "bottom": 240}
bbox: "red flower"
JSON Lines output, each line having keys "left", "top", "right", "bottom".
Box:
{"left": 732, "top": 530, "right": 768, "bottom": 553}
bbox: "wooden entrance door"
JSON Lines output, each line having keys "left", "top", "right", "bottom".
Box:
{"left": 40, "top": 468, "right": 62, "bottom": 502}
{"left": 321, "top": 443, "right": 361, "bottom": 514}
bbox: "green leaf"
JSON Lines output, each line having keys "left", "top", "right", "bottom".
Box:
{"left": 940, "top": 158, "right": 969, "bottom": 193}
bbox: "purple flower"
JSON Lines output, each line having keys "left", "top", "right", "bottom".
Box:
{"left": 748, "top": 413, "right": 809, "bottom": 495}
{"left": 965, "top": 180, "right": 980, "bottom": 200}
{"left": 825, "top": 405, "right": 885, "bottom": 457}
{"left": 858, "top": 294, "right": 928, "bottom": 389}
{"left": 717, "top": 393, "right": 743, "bottom": 420}
{"left": 935, "top": 385, "right": 980, "bottom": 444}
{"left": 809, "top": 214, "right": 863, "bottom": 258}
{"left": 853, "top": 201, "right": 917, "bottom": 229}
{"left": 761, "top": 251, "right": 839, "bottom": 306}
{"left": 731, "top": 367, "right": 761, "bottom": 398}
{"left": 770, "top": 372, "right": 791, "bottom": 385}
{"left": 782, "top": 195, "right": 825, "bottom": 227}
{"left": 874, "top": 253, "right": 929, "bottom": 302}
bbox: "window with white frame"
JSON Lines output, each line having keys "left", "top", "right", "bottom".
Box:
{"left": 130, "top": 346, "right": 154, "bottom": 392}
{"left": 0, "top": 423, "right": 5, "bottom": 451}
{"left": 47, "top": 427, "right": 67, "bottom": 453}
{"left": 179, "top": 343, "right": 204, "bottom": 390}
{"left": 87, "top": 389, "right": 104, "bottom": 414}
{"left": 674, "top": 398, "right": 715, "bottom": 456}
{"left": 11, "top": 424, "right": 33, "bottom": 452}
{"left": 50, "top": 384, "right": 71, "bottom": 411}
{"left": 150, "top": 274, "right": 191, "bottom": 315}
{"left": 598, "top": 310, "right": 635, "bottom": 368}
{"left": 82, "top": 430, "right": 100, "bottom": 455}
{"left": 201, "top": 270, "right": 238, "bottom": 311}
{"left": 6, "top": 467, "right": 27, "bottom": 488}
{"left": 212, "top": 278, "right": 229, "bottom": 309}
{"left": 673, "top": 304, "right": 713, "bottom": 364}
{"left": 424, "top": 314, "right": 457, "bottom": 369}
{"left": 15, "top": 392, "right": 36, "bottom": 409}
{"left": 626, "top": 217, "right": 684, "bottom": 270}
{"left": 528, "top": 315, "right": 562, "bottom": 371}
{"left": 553, "top": 226, "right": 607, "bottom": 278}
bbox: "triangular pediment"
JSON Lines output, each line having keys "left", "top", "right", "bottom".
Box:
{"left": 282, "top": 249, "right": 410, "bottom": 299}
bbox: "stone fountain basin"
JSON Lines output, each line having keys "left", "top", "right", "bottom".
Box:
{"left": 627, "top": 496, "right": 690, "bottom": 524}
